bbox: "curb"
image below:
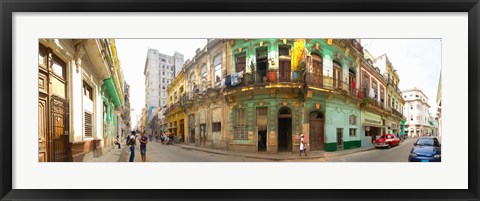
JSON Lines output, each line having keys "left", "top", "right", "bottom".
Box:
{"left": 172, "top": 144, "right": 375, "bottom": 161}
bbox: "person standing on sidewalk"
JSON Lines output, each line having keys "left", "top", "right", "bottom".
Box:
{"left": 128, "top": 131, "right": 137, "bottom": 162}
{"left": 299, "top": 134, "right": 308, "bottom": 156}
{"left": 139, "top": 131, "right": 148, "bottom": 162}
{"left": 114, "top": 135, "right": 121, "bottom": 149}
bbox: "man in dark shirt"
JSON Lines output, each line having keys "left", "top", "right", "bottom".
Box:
{"left": 139, "top": 131, "right": 148, "bottom": 162}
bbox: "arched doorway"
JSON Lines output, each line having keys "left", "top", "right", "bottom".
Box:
{"left": 278, "top": 107, "right": 292, "bottom": 152}
{"left": 309, "top": 111, "right": 325, "bottom": 151}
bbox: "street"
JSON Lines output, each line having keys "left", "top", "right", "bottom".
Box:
{"left": 101, "top": 138, "right": 417, "bottom": 162}
{"left": 118, "top": 141, "right": 271, "bottom": 162}
{"left": 310, "top": 138, "right": 415, "bottom": 162}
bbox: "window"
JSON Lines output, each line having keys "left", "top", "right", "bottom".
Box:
{"left": 417, "top": 104, "right": 421, "bottom": 109}
{"left": 349, "top": 128, "right": 357, "bottom": 137}
{"left": 234, "top": 109, "right": 247, "bottom": 139}
{"left": 213, "top": 54, "right": 222, "bottom": 86}
{"left": 201, "top": 64, "right": 207, "bottom": 82}
{"left": 380, "top": 88, "right": 385, "bottom": 103}
{"left": 51, "top": 55, "right": 66, "bottom": 79}
{"left": 279, "top": 46, "right": 290, "bottom": 56}
{"left": 84, "top": 111, "right": 93, "bottom": 137}
{"left": 371, "top": 80, "right": 378, "bottom": 99}
{"left": 212, "top": 122, "right": 221, "bottom": 132}
{"left": 83, "top": 81, "right": 93, "bottom": 100}
{"left": 416, "top": 95, "right": 419, "bottom": 98}
{"left": 235, "top": 53, "right": 246, "bottom": 72}
{"left": 349, "top": 115, "right": 357, "bottom": 125}
{"left": 333, "top": 62, "right": 343, "bottom": 88}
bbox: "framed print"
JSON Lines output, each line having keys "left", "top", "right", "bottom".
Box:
{"left": 1, "top": 0, "right": 479, "bottom": 201}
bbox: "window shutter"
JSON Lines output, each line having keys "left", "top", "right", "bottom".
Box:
{"left": 84, "top": 111, "right": 93, "bottom": 137}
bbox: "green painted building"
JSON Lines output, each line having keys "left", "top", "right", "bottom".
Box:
{"left": 225, "top": 39, "right": 364, "bottom": 152}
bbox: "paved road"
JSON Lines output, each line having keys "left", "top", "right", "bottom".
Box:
{"left": 117, "top": 139, "right": 416, "bottom": 162}
{"left": 315, "top": 138, "right": 415, "bottom": 162}
{"left": 120, "top": 141, "right": 271, "bottom": 162}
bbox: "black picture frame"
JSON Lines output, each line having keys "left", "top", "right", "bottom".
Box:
{"left": 1, "top": 0, "right": 479, "bottom": 200}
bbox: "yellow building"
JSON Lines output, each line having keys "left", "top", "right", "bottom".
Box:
{"left": 165, "top": 68, "right": 186, "bottom": 142}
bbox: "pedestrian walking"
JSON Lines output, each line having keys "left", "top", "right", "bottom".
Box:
{"left": 128, "top": 131, "right": 137, "bottom": 162}
{"left": 299, "top": 134, "right": 308, "bottom": 156}
{"left": 114, "top": 135, "right": 121, "bottom": 149}
{"left": 139, "top": 131, "right": 148, "bottom": 162}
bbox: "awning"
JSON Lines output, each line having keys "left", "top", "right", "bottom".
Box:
{"left": 102, "top": 77, "right": 122, "bottom": 108}
{"left": 362, "top": 123, "right": 386, "bottom": 128}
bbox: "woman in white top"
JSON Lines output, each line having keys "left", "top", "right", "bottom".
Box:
{"left": 299, "top": 134, "right": 308, "bottom": 156}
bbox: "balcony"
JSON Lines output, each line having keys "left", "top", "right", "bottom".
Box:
{"left": 163, "top": 102, "right": 180, "bottom": 116}
{"left": 180, "top": 93, "right": 194, "bottom": 108}
{"left": 391, "top": 108, "right": 404, "bottom": 119}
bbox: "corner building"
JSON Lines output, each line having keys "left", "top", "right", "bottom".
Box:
{"left": 224, "top": 39, "right": 365, "bottom": 152}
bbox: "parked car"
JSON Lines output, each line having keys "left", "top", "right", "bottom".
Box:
{"left": 408, "top": 137, "right": 441, "bottom": 162}
{"left": 373, "top": 134, "right": 400, "bottom": 149}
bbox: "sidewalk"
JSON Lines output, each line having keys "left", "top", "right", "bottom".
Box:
{"left": 172, "top": 143, "right": 375, "bottom": 161}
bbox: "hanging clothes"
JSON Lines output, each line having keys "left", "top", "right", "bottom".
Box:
{"left": 231, "top": 72, "right": 239, "bottom": 86}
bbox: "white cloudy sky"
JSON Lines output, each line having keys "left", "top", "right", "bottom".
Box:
{"left": 115, "top": 39, "right": 441, "bottom": 127}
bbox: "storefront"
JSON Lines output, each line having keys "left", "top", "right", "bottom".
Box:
{"left": 361, "top": 110, "right": 384, "bottom": 146}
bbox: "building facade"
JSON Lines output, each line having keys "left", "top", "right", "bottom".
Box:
{"left": 402, "top": 88, "right": 432, "bottom": 137}
{"left": 180, "top": 39, "right": 229, "bottom": 149}
{"left": 373, "top": 54, "right": 406, "bottom": 136}
{"left": 165, "top": 69, "right": 186, "bottom": 142}
{"left": 38, "top": 39, "right": 124, "bottom": 162}
{"left": 144, "top": 49, "right": 184, "bottom": 136}
{"left": 165, "top": 39, "right": 406, "bottom": 153}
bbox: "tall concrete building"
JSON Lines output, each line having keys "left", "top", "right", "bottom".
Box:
{"left": 144, "top": 49, "right": 184, "bottom": 135}
{"left": 402, "top": 88, "right": 433, "bottom": 137}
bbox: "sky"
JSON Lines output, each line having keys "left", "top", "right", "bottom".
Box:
{"left": 115, "top": 39, "right": 441, "bottom": 128}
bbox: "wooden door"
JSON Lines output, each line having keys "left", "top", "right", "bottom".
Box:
{"left": 309, "top": 112, "right": 325, "bottom": 151}
{"left": 38, "top": 44, "right": 70, "bottom": 162}
{"left": 38, "top": 70, "right": 49, "bottom": 162}
{"left": 51, "top": 95, "right": 70, "bottom": 162}
{"left": 333, "top": 62, "right": 342, "bottom": 88}
{"left": 279, "top": 60, "right": 291, "bottom": 82}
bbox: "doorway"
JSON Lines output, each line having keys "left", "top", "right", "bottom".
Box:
{"left": 38, "top": 44, "right": 70, "bottom": 162}
{"left": 179, "top": 119, "right": 185, "bottom": 142}
{"left": 278, "top": 107, "right": 292, "bottom": 152}
{"left": 309, "top": 111, "right": 325, "bottom": 151}
{"left": 256, "top": 48, "right": 268, "bottom": 84}
{"left": 336, "top": 128, "right": 344, "bottom": 150}
{"left": 188, "top": 114, "right": 195, "bottom": 143}
{"left": 257, "top": 108, "right": 268, "bottom": 152}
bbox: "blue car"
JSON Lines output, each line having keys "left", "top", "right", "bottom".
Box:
{"left": 408, "top": 137, "right": 441, "bottom": 162}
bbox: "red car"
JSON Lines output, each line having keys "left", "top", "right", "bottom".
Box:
{"left": 373, "top": 134, "right": 400, "bottom": 148}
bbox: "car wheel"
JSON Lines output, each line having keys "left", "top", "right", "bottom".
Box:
{"left": 387, "top": 143, "right": 391, "bottom": 149}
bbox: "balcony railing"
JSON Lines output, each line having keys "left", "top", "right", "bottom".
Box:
{"left": 391, "top": 108, "right": 404, "bottom": 118}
